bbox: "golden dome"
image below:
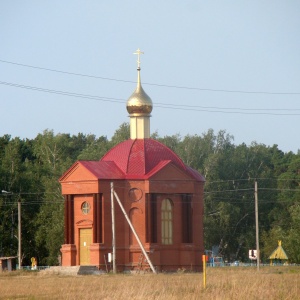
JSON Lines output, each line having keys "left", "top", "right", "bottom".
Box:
{"left": 126, "top": 68, "right": 153, "bottom": 115}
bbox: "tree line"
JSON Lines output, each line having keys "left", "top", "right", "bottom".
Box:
{"left": 0, "top": 123, "right": 299, "bottom": 265}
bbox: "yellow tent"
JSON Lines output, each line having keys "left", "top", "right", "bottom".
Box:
{"left": 268, "top": 240, "right": 288, "bottom": 265}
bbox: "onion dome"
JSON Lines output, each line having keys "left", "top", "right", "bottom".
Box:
{"left": 126, "top": 49, "right": 153, "bottom": 116}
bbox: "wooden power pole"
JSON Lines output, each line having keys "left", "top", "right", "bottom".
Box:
{"left": 18, "top": 198, "right": 21, "bottom": 270}
{"left": 255, "top": 180, "right": 260, "bottom": 271}
{"left": 110, "top": 182, "right": 116, "bottom": 274}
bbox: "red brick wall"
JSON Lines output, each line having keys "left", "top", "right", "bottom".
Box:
{"left": 61, "top": 175, "right": 204, "bottom": 271}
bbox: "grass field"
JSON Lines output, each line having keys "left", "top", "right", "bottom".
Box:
{"left": 0, "top": 266, "right": 299, "bottom": 299}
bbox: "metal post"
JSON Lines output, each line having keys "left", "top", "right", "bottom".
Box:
{"left": 255, "top": 181, "right": 260, "bottom": 271}
{"left": 110, "top": 182, "right": 116, "bottom": 274}
{"left": 113, "top": 190, "right": 157, "bottom": 274}
{"left": 202, "top": 255, "right": 206, "bottom": 288}
{"left": 18, "top": 198, "right": 21, "bottom": 270}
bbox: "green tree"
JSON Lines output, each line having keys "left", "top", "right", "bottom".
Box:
{"left": 77, "top": 136, "right": 109, "bottom": 160}
{"left": 109, "top": 122, "right": 130, "bottom": 147}
{"left": 285, "top": 203, "right": 300, "bottom": 263}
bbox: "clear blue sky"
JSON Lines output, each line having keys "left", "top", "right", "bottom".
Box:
{"left": 0, "top": 1, "right": 299, "bottom": 153}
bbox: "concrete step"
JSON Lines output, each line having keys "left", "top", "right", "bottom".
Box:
{"left": 78, "top": 265, "right": 106, "bottom": 275}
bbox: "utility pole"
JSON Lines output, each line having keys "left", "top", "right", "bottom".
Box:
{"left": 255, "top": 180, "right": 260, "bottom": 271}
{"left": 18, "top": 198, "right": 21, "bottom": 270}
{"left": 113, "top": 189, "right": 157, "bottom": 274}
{"left": 2, "top": 190, "right": 22, "bottom": 269}
{"left": 110, "top": 182, "right": 116, "bottom": 274}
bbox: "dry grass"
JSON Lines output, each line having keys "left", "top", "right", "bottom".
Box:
{"left": 0, "top": 266, "right": 299, "bottom": 300}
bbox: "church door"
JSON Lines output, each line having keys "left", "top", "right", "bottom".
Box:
{"left": 79, "top": 228, "right": 92, "bottom": 265}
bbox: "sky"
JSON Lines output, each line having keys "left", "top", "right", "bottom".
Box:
{"left": 0, "top": 1, "right": 299, "bottom": 153}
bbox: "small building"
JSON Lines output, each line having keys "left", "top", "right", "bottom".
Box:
{"left": 0, "top": 256, "right": 17, "bottom": 272}
{"left": 268, "top": 240, "right": 288, "bottom": 265}
{"left": 59, "top": 51, "right": 205, "bottom": 272}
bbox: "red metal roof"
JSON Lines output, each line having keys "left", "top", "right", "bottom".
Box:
{"left": 101, "top": 139, "right": 183, "bottom": 174}
{"left": 100, "top": 139, "right": 204, "bottom": 181}
{"left": 60, "top": 139, "right": 204, "bottom": 182}
{"left": 59, "top": 160, "right": 125, "bottom": 182}
{"left": 80, "top": 161, "right": 125, "bottom": 179}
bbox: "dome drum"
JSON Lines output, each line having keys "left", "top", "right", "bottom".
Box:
{"left": 127, "top": 106, "right": 153, "bottom": 115}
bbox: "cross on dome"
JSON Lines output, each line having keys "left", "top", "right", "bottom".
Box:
{"left": 133, "top": 48, "right": 144, "bottom": 69}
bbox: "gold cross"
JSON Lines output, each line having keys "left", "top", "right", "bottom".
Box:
{"left": 133, "top": 48, "right": 144, "bottom": 69}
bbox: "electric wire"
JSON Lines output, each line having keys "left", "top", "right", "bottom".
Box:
{"left": 0, "top": 80, "right": 299, "bottom": 116}
{"left": 1, "top": 176, "right": 298, "bottom": 207}
{"left": 1, "top": 59, "right": 300, "bottom": 95}
{"left": 1, "top": 184, "right": 298, "bottom": 206}
{"left": 206, "top": 177, "right": 299, "bottom": 184}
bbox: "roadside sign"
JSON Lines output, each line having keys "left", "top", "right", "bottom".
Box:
{"left": 249, "top": 249, "right": 257, "bottom": 260}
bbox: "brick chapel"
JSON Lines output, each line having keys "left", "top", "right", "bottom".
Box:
{"left": 59, "top": 50, "right": 205, "bottom": 272}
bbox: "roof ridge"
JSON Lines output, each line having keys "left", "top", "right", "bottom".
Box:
{"left": 127, "top": 139, "right": 138, "bottom": 174}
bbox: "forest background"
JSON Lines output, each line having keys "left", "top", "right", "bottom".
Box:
{"left": 0, "top": 123, "right": 299, "bottom": 266}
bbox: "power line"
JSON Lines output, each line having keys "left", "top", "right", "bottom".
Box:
{"left": 204, "top": 188, "right": 254, "bottom": 194}
{"left": 1, "top": 80, "right": 300, "bottom": 116}
{"left": 156, "top": 104, "right": 300, "bottom": 116}
{"left": 0, "top": 195, "right": 297, "bottom": 206}
{"left": 1, "top": 59, "right": 300, "bottom": 95}
{"left": 206, "top": 177, "right": 299, "bottom": 184}
{"left": 0, "top": 80, "right": 125, "bottom": 104}
{"left": 1, "top": 181, "right": 297, "bottom": 200}
{"left": 204, "top": 188, "right": 299, "bottom": 194}
{"left": 158, "top": 103, "right": 300, "bottom": 112}
{"left": 259, "top": 188, "right": 300, "bottom": 192}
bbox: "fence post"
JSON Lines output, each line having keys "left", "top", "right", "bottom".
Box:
{"left": 202, "top": 255, "right": 206, "bottom": 288}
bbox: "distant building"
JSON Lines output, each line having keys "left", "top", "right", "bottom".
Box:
{"left": 59, "top": 51, "right": 205, "bottom": 272}
{"left": 0, "top": 256, "right": 17, "bottom": 272}
{"left": 268, "top": 240, "right": 288, "bottom": 265}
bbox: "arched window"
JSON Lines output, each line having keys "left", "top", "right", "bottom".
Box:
{"left": 81, "top": 202, "right": 90, "bottom": 215}
{"left": 161, "top": 199, "right": 173, "bottom": 245}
